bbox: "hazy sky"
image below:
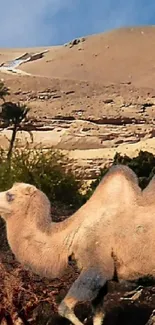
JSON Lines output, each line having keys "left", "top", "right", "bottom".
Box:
{"left": 0, "top": 0, "right": 155, "bottom": 48}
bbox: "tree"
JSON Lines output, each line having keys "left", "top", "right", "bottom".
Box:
{"left": 0, "top": 81, "right": 9, "bottom": 101}
{"left": 1, "top": 102, "right": 30, "bottom": 161}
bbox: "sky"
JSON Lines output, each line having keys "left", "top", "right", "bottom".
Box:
{"left": 0, "top": 0, "right": 155, "bottom": 48}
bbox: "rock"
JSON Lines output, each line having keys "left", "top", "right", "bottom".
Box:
{"left": 69, "top": 37, "right": 86, "bottom": 48}
{"left": 65, "top": 90, "right": 75, "bottom": 95}
{"left": 52, "top": 94, "right": 61, "bottom": 99}
{"left": 103, "top": 98, "right": 114, "bottom": 104}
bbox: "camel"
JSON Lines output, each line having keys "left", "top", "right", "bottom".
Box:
{"left": 0, "top": 164, "right": 155, "bottom": 325}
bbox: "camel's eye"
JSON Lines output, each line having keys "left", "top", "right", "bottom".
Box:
{"left": 6, "top": 192, "right": 15, "bottom": 202}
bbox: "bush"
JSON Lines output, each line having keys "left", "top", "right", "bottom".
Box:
{"left": 0, "top": 147, "right": 83, "bottom": 210}
{"left": 86, "top": 151, "right": 155, "bottom": 199}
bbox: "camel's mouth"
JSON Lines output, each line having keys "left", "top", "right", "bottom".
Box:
{"left": 0, "top": 206, "right": 12, "bottom": 219}
{"left": 0, "top": 191, "right": 12, "bottom": 219}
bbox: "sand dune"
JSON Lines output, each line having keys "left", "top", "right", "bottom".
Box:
{"left": 1, "top": 26, "right": 155, "bottom": 87}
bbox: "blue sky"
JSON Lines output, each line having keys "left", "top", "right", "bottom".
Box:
{"left": 0, "top": 0, "right": 155, "bottom": 48}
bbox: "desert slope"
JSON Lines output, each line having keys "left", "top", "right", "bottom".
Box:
{"left": 0, "top": 26, "right": 155, "bottom": 178}
{"left": 1, "top": 26, "right": 155, "bottom": 87}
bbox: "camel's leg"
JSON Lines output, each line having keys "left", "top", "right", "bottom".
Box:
{"left": 91, "top": 284, "right": 108, "bottom": 325}
{"left": 58, "top": 268, "right": 107, "bottom": 325}
{"left": 92, "top": 308, "right": 105, "bottom": 325}
{"left": 58, "top": 298, "right": 84, "bottom": 325}
{"left": 145, "top": 310, "right": 155, "bottom": 325}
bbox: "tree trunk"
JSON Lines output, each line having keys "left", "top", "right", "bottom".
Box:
{"left": 7, "top": 123, "right": 18, "bottom": 162}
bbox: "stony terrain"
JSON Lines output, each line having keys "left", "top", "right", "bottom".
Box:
{"left": 1, "top": 27, "right": 155, "bottom": 178}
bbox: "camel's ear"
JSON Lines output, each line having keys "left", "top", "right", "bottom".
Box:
{"left": 24, "top": 184, "right": 37, "bottom": 196}
{"left": 12, "top": 182, "right": 37, "bottom": 195}
{"left": 13, "top": 182, "right": 20, "bottom": 186}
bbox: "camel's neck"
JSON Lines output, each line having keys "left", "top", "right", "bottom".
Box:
{"left": 6, "top": 190, "right": 97, "bottom": 279}
{"left": 6, "top": 209, "right": 81, "bottom": 279}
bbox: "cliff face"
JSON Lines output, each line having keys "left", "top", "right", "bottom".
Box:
{"left": 1, "top": 26, "right": 155, "bottom": 178}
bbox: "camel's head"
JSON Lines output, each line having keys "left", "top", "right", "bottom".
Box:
{"left": 0, "top": 182, "right": 37, "bottom": 221}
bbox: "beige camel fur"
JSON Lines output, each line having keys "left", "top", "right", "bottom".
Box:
{"left": 0, "top": 165, "right": 155, "bottom": 325}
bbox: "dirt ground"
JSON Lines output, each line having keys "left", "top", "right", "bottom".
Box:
{"left": 0, "top": 249, "right": 155, "bottom": 325}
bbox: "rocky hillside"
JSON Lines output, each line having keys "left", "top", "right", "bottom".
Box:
{"left": 1, "top": 26, "right": 155, "bottom": 178}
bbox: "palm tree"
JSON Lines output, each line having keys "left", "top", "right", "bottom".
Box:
{"left": 0, "top": 81, "right": 9, "bottom": 101}
{"left": 1, "top": 101, "right": 30, "bottom": 161}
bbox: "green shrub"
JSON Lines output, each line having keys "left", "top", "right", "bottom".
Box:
{"left": 86, "top": 151, "right": 155, "bottom": 199}
{"left": 0, "top": 147, "right": 83, "bottom": 210}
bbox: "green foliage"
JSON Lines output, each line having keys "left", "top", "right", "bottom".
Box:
{"left": 0, "top": 101, "right": 30, "bottom": 162}
{"left": 86, "top": 151, "right": 155, "bottom": 199}
{"left": 1, "top": 102, "right": 29, "bottom": 125}
{"left": 0, "top": 147, "right": 83, "bottom": 210}
{"left": 0, "top": 82, "right": 82, "bottom": 211}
